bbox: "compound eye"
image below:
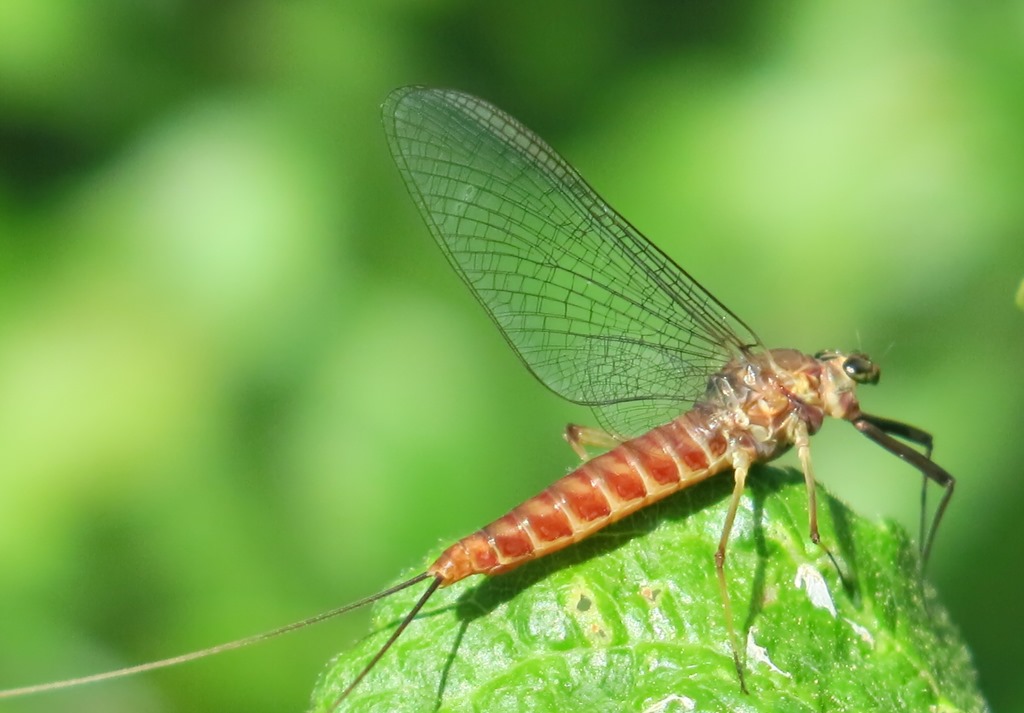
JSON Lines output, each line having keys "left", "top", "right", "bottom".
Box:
{"left": 843, "top": 354, "right": 880, "bottom": 385}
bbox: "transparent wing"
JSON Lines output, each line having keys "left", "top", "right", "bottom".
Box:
{"left": 383, "top": 87, "right": 762, "bottom": 438}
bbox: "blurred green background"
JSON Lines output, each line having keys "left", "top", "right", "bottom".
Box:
{"left": 1, "top": 2, "right": 1020, "bottom": 712}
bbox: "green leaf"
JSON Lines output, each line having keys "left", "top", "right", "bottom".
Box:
{"left": 312, "top": 467, "right": 986, "bottom": 713}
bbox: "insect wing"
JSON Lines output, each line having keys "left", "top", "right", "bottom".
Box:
{"left": 383, "top": 87, "right": 760, "bottom": 437}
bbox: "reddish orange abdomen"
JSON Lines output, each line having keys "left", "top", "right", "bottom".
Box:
{"left": 428, "top": 413, "right": 731, "bottom": 585}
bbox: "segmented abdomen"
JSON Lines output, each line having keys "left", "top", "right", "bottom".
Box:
{"left": 428, "top": 411, "right": 732, "bottom": 585}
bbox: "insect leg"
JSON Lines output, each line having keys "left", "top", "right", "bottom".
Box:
{"left": 851, "top": 414, "right": 955, "bottom": 566}
{"left": 854, "top": 414, "right": 933, "bottom": 457}
{"left": 563, "top": 424, "right": 621, "bottom": 460}
{"left": 794, "top": 423, "right": 848, "bottom": 581}
{"left": 793, "top": 421, "right": 822, "bottom": 545}
{"left": 715, "top": 453, "right": 750, "bottom": 694}
{"left": 854, "top": 413, "right": 935, "bottom": 554}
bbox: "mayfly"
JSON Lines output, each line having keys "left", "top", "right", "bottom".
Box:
{"left": 0, "top": 86, "right": 955, "bottom": 708}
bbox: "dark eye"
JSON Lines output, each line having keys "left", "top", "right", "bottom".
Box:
{"left": 843, "top": 354, "right": 880, "bottom": 385}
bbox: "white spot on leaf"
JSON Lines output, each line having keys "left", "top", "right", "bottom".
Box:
{"left": 794, "top": 562, "right": 837, "bottom": 617}
{"left": 845, "top": 617, "right": 875, "bottom": 645}
{"left": 642, "top": 693, "right": 696, "bottom": 712}
{"left": 746, "top": 628, "right": 791, "bottom": 678}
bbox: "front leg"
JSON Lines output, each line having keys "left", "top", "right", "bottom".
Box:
{"left": 854, "top": 413, "right": 937, "bottom": 554}
{"left": 563, "top": 424, "right": 621, "bottom": 461}
{"left": 851, "top": 413, "right": 955, "bottom": 566}
{"left": 856, "top": 413, "right": 934, "bottom": 458}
